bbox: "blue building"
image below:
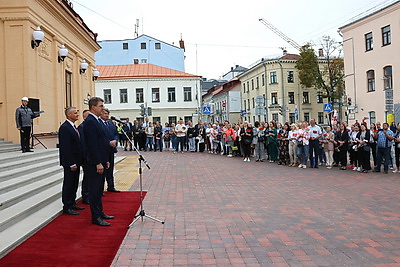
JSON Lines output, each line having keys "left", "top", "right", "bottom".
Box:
{"left": 95, "top": 34, "right": 185, "bottom": 72}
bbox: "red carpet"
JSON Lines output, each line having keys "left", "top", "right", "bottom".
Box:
{"left": 1, "top": 191, "right": 145, "bottom": 267}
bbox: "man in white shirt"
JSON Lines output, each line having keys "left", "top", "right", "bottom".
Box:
{"left": 308, "top": 119, "right": 322, "bottom": 168}
{"left": 175, "top": 119, "right": 187, "bottom": 153}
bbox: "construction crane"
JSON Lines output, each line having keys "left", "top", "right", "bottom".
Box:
{"left": 259, "top": 18, "right": 302, "bottom": 51}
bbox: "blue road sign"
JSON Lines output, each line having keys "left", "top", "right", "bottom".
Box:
{"left": 294, "top": 108, "right": 298, "bottom": 120}
{"left": 241, "top": 110, "right": 247, "bottom": 116}
{"left": 202, "top": 106, "right": 211, "bottom": 115}
{"left": 324, "top": 104, "right": 333, "bottom": 112}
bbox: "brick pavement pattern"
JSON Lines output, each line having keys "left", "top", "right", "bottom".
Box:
{"left": 112, "top": 151, "right": 400, "bottom": 266}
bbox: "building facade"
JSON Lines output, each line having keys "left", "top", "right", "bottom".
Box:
{"left": 239, "top": 54, "right": 328, "bottom": 125}
{"left": 201, "top": 79, "right": 242, "bottom": 123}
{"left": 95, "top": 35, "right": 185, "bottom": 72}
{"left": 0, "top": 0, "right": 100, "bottom": 144}
{"left": 96, "top": 64, "right": 201, "bottom": 124}
{"left": 339, "top": 1, "right": 400, "bottom": 125}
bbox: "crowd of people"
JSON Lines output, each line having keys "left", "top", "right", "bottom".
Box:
{"left": 117, "top": 117, "right": 400, "bottom": 174}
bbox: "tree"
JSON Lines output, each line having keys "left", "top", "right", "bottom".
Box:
{"left": 295, "top": 36, "right": 345, "bottom": 104}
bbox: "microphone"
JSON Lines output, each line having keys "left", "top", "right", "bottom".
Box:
{"left": 111, "top": 116, "right": 124, "bottom": 124}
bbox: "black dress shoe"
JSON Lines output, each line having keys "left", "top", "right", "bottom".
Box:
{"left": 92, "top": 217, "right": 110, "bottom": 226}
{"left": 101, "top": 213, "right": 114, "bottom": 220}
{"left": 63, "top": 209, "right": 80, "bottom": 215}
{"left": 107, "top": 188, "right": 120, "bottom": 193}
{"left": 72, "top": 204, "right": 85, "bottom": 210}
{"left": 82, "top": 200, "right": 90, "bottom": 205}
{"left": 25, "top": 149, "right": 34, "bottom": 152}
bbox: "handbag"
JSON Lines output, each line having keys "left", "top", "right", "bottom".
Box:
{"left": 297, "top": 140, "right": 303, "bottom": 147}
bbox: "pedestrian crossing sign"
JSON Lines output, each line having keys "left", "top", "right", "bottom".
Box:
{"left": 202, "top": 106, "right": 211, "bottom": 114}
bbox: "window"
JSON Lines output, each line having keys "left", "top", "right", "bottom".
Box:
{"left": 155, "top": 42, "right": 161, "bottom": 49}
{"left": 141, "top": 59, "right": 147, "bottom": 64}
{"left": 367, "top": 70, "right": 375, "bottom": 92}
{"left": 271, "top": 92, "right": 278, "bottom": 105}
{"left": 251, "top": 79, "right": 254, "bottom": 90}
{"left": 288, "top": 71, "right": 294, "bottom": 83}
{"left": 122, "top": 43, "right": 128, "bottom": 50}
{"left": 272, "top": 114, "right": 278, "bottom": 122}
{"left": 247, "top": 81, "right": 250, "bottom": 92}
{"left": 304, "top": 112, "right": 310, "bottom": 122}
{"left": 136, "top": 88, "right": 144, "bottom": 103}
{"left": 303, "top": 92, "right": 310, "bottom": 104}
{"left": 270, "top": 71, "right": 277, "bottom": 84}
{"left": 383, "top": 66, "right": 392, "bottom": 90}
{"left": 365, "top": 32, "right": 373, "bottom": 51}
{"left": 103, "top": 89, "right": 111, "bottom": 104}
{"left": 184, "top": 87, "right": 192, "bottom": 101}
{"left": 184, "top": 116, "right": 192, "bottom": 123}
{"left": 289, "top": 113, "right": 295, "bottom": 124}
{"left": 140, "top": 42, "right": 146, "bottom": 49}
{"left": 369, "top": 111, "right": 376, "bottom": 124}
{"left": 256, "top": 77, "right": 259, "bottom": 88}
{"left": 152, "top": 117, "right": 161, "bottom": 124}
{"left": 243, "top": 83, "right": 246, "bottom": 93}
{"left": 243, "top": 100, "right": 246, "bottom": 110}
{"left": 152, "top": 88, "right": 160, "bottom": 102}
{"left": 252, "top": 97, "right": 255, "bottom": 108}
{"left": 288, "top": 92, "right": 295, "bottom": 104}
{"left": 262, "top": 74, "right": 265, "bottom": 86}
{"left": 247, "top": 99, "right": 250, "bottom": 110}
{"left": 168, "top": 87, "right": 176, "bottom": 102}
{"left": 119, "top": 88, "right": 128, "bottom": 103}
{"left": 318, "top": 112, "right": 324, "bottom": 124}
{"left": 65, "top": 71, "right": 72, "bottom": 107}
{"left": 168, "top": 116, "right": 177, "bottom": 125}
{"left": 382, "top": 25, "right": 391, "bottom": 46}
{"left": 317, "top": 92, "right": 323, "bottom": 103}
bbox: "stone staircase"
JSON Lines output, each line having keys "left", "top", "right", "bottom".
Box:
{"left": 0, "top": 148, "right": 66, "bottom": 258}
{"left": 0, "top": 138, "right": 21, "bottom": 153}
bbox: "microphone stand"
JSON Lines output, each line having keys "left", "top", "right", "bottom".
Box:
{"left": 112, "top": 118, "right": 165, "bottom": 228}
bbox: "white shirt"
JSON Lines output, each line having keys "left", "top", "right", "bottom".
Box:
{"left": 309, "top": 125, "right": 321, "bottom": 139}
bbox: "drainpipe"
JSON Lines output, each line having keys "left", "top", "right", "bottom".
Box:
{"left": 263, "top": 62, "right": 268, "bottom": 122}
{"left": 277, "top": 59, "right": 286, "bottom": 123}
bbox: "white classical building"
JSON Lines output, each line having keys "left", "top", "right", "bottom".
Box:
{"left": 95, "top": 64, "right": 201, "bottom": 124}
{"left": 339, "top": 1, "right": 400, "bottom": 124}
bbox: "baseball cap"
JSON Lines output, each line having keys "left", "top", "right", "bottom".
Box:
{"left": 21, "top": 97, "right": 29, "bottom": 101}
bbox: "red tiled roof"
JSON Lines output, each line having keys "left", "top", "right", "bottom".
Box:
{"left": 97, "top": 64, "right": 200, "bottom": 79}
{"left": 280, "top": 53, "right": 300, "bottom": 60}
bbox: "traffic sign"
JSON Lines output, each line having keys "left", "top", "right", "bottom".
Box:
{"left": 324, "top": 104, "right": 333, "bottom": 112}
{"left": 241, "top": 110, "right": 247, "bottom": 116}
{"left": 202, "top": 106, "right": 211, "bottom": 115}
{"left": 294, "top": 108, "right": 298, "bottom": 120}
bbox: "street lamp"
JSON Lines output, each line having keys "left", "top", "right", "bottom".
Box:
{"left": 92, "top": 68, "right": 100, "bottom": 81}
{"left": 80, "top": 60, "right": 88, "bottom": 74}
{"left": 58, "top": 45, "right": 68, "bottom": 63}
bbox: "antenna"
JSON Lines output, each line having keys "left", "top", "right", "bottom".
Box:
{"left": 134, "top": 19, "right": 139, "bottom": 37}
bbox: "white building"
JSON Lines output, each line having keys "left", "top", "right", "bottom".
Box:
{"left": 96, "top": 64, "right": 201, "bottom": 124}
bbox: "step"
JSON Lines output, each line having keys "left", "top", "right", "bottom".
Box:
{"left": 0, "top": 165, "right": 63, "bottom": 195}
{"left": 0, "top": 158, "right": 60, "bottom": 181}
{"left": 0, "top": 174, "right": 63, "bottom": 210}
{"left": 0, "top": 182, "right": 62, "bottom": 232}
{"left": 0, "top": 152, "right": 59, "bottom": 172}
{"left": 0, "top": 182, "right": 83, "bottom": 259}
{"left": 0, "top": 142, "right": 16, "bottom": 147}
{"left": 0, "top": 149, "right": 58, "bottom": 165}
{"left": 0, "top": 146, "right": 21, "bottom": 153}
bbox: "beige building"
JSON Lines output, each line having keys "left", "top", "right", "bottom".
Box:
{"left": 96, "top": 64, "right": 202, "bottom": 124}
{"left": 239, "top": 53, "right": 328, "bottom": 125}
{"left": 0, "top": 0, "right": 100, "bottom": 144}
{"left": 339, "top": 1, "right": 400, "bottom": 125}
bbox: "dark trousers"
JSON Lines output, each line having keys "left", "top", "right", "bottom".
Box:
{"left": 62, "top": 166, "right": 80, "bottom": 211}
{"left": 338, "top": 148, "right": 347, "bottom": 167}
{"left": 87, "top": 164, "right": 105, "bottom": 220}
{"left": 154, "top": 138, "right": 163, "bottom": 151}
{"left": 359, "top": 147, "right": 371, "bottom": 171}
{"left": 81, "top": 165, "right": 89, "bottom": 203}
{"left": 20, "top": 126, "right": 31, "bottom": 151}
{"left": 243, "top": 143, "right": 251, "bottom": 157}
{"left": 395, "top": 144, "right": 400, "bottom": 168}
{"left": 176, "top": 136, "right": 185, "bottom": 152}
{"left": 105, "top": 154, "right": 115, "bottom": 190}
{"left": 133, "top": 134, "right": 140, "bottom": 149}
{"left": 309, "top": 140, "right": 319, "bottom": 167}
{"left": 375, "top": 147, "right": 391, "bottom": 172}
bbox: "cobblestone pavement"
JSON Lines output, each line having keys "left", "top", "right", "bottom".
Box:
{"left": 112, "top": 150, "right": 400, "bottom": 266}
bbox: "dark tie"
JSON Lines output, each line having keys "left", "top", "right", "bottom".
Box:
{"left": 74, "top": 125, "right": 80, "bottom": 138}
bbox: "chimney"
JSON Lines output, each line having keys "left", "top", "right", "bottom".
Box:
{"left": 282, "top": 49, "right": 288, "bottom": 55}
{"left": 134, "top": 59, "right": 139, "bottom": 64}
{"left": 318, "top": 48, "right": 324, "bottom": 57}
{"left": 179, "top": 33, "right": 185, "bottom": 51}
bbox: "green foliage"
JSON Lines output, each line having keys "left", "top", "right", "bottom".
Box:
{"left": 295, "top": 44, "right": 319, "bottom": 88}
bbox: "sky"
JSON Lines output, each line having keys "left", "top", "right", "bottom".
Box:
{"left": 71, "top": 0, "right": 397, "bottom": 79}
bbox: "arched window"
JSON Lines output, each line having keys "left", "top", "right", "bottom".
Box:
{"left": 383, "top": 66, "right": 392, "bottom": 90}
{"left": 367, "top": 70, "right": 375, "bottom": 92}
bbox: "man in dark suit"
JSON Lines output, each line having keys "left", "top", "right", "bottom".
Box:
{"left": 124, "top": 118, "right": 133, "bottom": 151}
{"left": 100, "top": 109, "right": 120, "bottom": 193}
{"left": 82, "top": 97, "right": 114, "bottom": 226}
{"left": 77, "top": 109, "right": 90, "bottom": 205}
{"left": 58, "top": 106, "right": 85, "bottom": 215}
